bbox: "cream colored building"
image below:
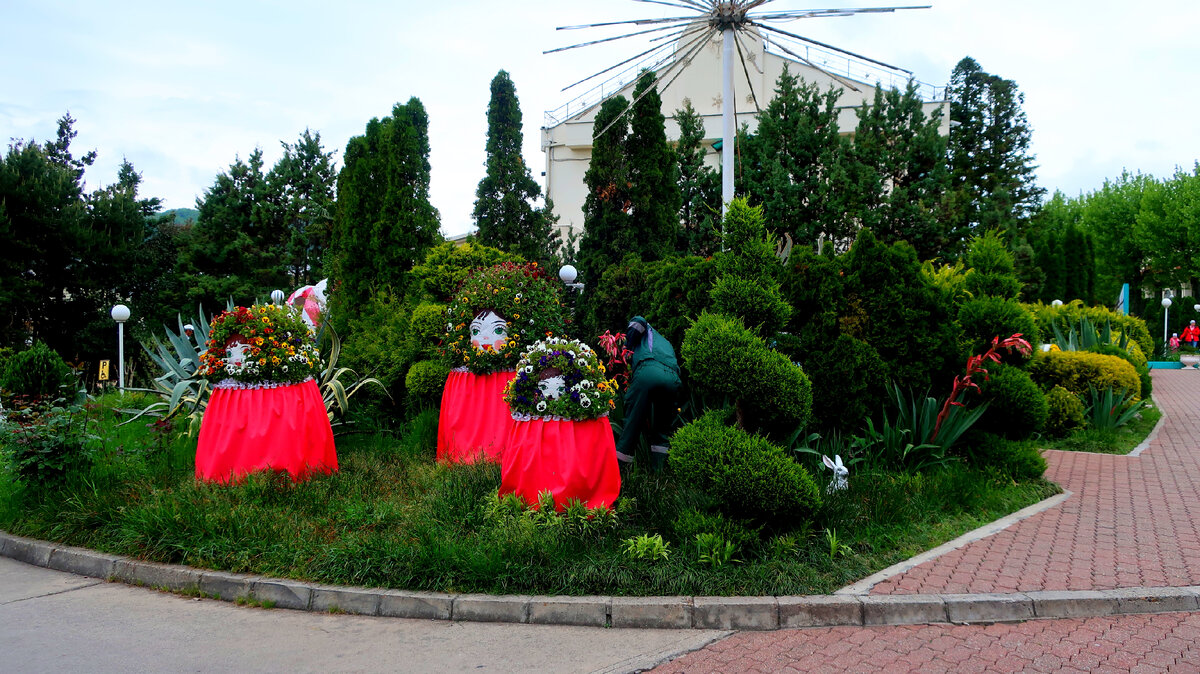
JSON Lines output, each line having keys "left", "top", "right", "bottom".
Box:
{"left": 540, "top": 26, "right": 949, "bottom": 241}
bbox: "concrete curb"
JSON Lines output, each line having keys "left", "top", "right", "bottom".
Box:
{"left": 4, "top": 530, "right": 1200, "bottom": 630}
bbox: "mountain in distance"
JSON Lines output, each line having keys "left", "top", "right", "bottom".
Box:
{"left": 163, "top": 207, "right": 199, "bottom": 225}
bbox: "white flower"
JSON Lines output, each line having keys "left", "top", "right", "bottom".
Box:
{"left": 446, "top": 323, "right": 453, "bottom": 332}
{"left": 282, "top": 365, "right": 289, "bottom": 372}
{"left": 580, "top": 395, "right": 592, "bottom": 408}
{"left": 523, "top": 365, "right": 534, "bottom": 374}
{"left": 536, "top": 401, "right": 547, "bottom": 412}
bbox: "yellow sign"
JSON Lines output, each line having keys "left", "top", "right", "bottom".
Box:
{"left": 99, "top": 360, "right": 111, "bottom": 382}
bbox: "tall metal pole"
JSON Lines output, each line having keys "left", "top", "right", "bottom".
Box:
{"left": 118, "top": 322, "right": 125, "bottom": 393}
{"left": 721, "top": 25, "right": 735, "bottom": 216}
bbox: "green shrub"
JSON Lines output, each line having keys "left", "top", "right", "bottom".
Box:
{"left": 409, "top": 241, "right": 525, "bottom": 303}
{"left": 975, "top": 363, "right": 1048, "bottom": 440}
{"left": 963, "top": 230, "right": 1022, "bottom": 299}
{"left": 1027, "top": 300, "right": 1153, "bottom": 361}
{"left": 961, "top": 431, "right": 1046, "bottom": 480}
{"left": 341, "top": 291, "right": 414, "bottom": 396}
{"left": 1087, "top": 343, "right": 1151, "bottom": 399}
{"left": 776, "top": 333, "right": 886, "bottom": 433}
{"left": 681, "top": 312, "right": 812, "bottom": 430}
{"left": 671, "top": 410, "right": 821, "bottom": 522}
{"left": 957, "top": 296, "right": 1039, "bottom": 365}
{"left": 710, "top": 275, "right": 791, "bottom": 335}
{"left": 2, "top": 342, "right": 71, "bottom": 398}
{"left": 716, "top": 198, "right": 779, "bottom": 283}
{"left": 1044, "top": 386, "right": 1085, "bottom": 438}
{"left": 405, "top": 360, "right": 450, "bottom": 409}
{"left": 587, "top": 254, "right": 649, "bottom": 337}
{"left": 641, "top": 256, "right": 717, "bottom": 347}
{"left": 2, "top": 400, "right": 96, "bottom": 485}
{"left": 1029, "top": 350, "right": 1141, "bottom": 400}
{"left": 408, "top": 302, "right": 447, "bottom": 360}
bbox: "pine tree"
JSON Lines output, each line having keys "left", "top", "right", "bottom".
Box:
{"left": 848, "top": 82, "right": 950, "bottom": 260}
{"left": 946, "top": 57, "right": 1044, "bottom": 250}
{"left": 267, "top": 129, "right": 337, "bottom": 288}
{"left": 626, "top": 70, "right": 681, "bottom": 261}
{"left": 675, "top": 98, "right": 721, "bottom": 255}
{"left": 329, "top": 98, "right": 441, "bottom": 315}
{"left": 576, "top": 95, "right": 632, "bottom": 287}
{"left": 473, "top": 71, "right": 557, "bottom": 263}
{"left": 739, "top": 66, "right": 850, "bottom": 246}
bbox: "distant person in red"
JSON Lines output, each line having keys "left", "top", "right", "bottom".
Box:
{"left": 1183, "top": 321, "right": 1200, "bottom": 348}
{"left": 1169, "top": 333, "right": 1181, "bottom": 351}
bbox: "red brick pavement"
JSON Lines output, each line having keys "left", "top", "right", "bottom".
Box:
{"left": 653, "top": 612, "right": 1200, "bottom": 673}
{"left": 869, "top": 369, "right": 1200, "bottom": 595}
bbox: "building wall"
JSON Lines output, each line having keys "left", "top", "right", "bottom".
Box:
{"left": 541, "top": 27, "right": 949, "bottom": 240}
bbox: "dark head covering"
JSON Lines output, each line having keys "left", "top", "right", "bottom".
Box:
{"left": 626, "top": 316, "right": 651, "bottom": 351}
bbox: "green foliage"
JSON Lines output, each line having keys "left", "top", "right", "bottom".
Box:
{"left": 886, "top": 381, "right": 987, "bottom": 455}
{"left": 975, "top": 363, "right": 1048, "bottom": 440}
{"left": 716, "top": 198, "right": 779, "bottom": 282}
{"left": 576, "top": 95, "right": 632, "bottom": 289}
{"left": 622, "top": 533, "right": 670, "bottom": 562}
{"left": 1028, "top": 300, "right": 1153, "bottom": 362}
{"left": 1044, "top": 385, "right": 1085, "bottom": 438}
{"left": 627, "top": 70, "right": 681, "bottom": 263}
{"left": 472, "top": 71, "right": 558, "bottom": 263}
{"left": 1029, "top": 349, "right": 1141, "bottom": 399}
{"left": 694, "top": 532, "right": 739, "bottom": 569}
{"left": 963, "top": 230, "right": 1022, "bottom": 299}
{"left": 674, "top": 99, "right": 721, "bottom": 256}
{"left": 483, "top": 490, "right": 620, "bottom": 540}
{"left": 328, "top": 98, "right": 440, "bottom": 318}
{"left": 956, "top": 296, "right": 1038, "bottom": 365}
{"left": 960, "top": 431, "right": 1047, "bottom": 480}
{"left": 409, "top": 241, "right": 525, "bottom": 304}
{"left": 339, "top": 291, "right": 414, "bottom": 395}
{"left": 586, "top": 254, "right": 717, "bottom": 346}
{"left": 2, "top": 342, "right": 71, "bottom": 398}
{"left": 1088, "top": 343, "right": 1152, "bottom": 399}
{"left": 1085, "top": 385, "right": 1144, "bottom": 430}
{"left": 709, "top": 275, "right": 791, "bottom": 335}
{"left": 681, "top": 312, "right": 812, "bottom": 430}
{"left": 2, "top": 397, "right": 96, "bottom": 485}
{"left": 671, "top": 410, "right": 821, "bottom": 522}
{"left": 777, "top": 333, "right": 887, "bottom": 433}
{"left": 408, "top": 302, "right": 447, "bottom": 360}
{"left": 405, "top": 360, "right": 449, "bottom": 409}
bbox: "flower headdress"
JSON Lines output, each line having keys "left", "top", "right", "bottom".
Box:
{"left": 197, "top": 304, "right": 323, "bottom": 386}
{"left": 503, "top": 338, "right": 619, "bottom": 421}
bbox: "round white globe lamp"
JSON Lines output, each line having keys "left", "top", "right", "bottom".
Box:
{"left": 1163, "top": 296, "right": 1173, "bottom": 350}
{"left": 110, "top": 304, "right": 130, "bottom": 392}
{"left": 559, "top": 265, "right": 578, "bottom": 284}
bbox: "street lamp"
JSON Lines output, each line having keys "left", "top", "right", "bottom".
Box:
{"left": 559, "top": 265, "right": 584, "bottom": 293}
{"left": 271, "top": 289, "right": 285, "bottom": 305}
{"left": 1162, "top": 296, "right": 1173, "bottom": 353}
{"left": 110, "top": 304, "right": 130, "bottom": 393}
{"left": 1051, "top": 299, "right": 1063, "bottom": 308}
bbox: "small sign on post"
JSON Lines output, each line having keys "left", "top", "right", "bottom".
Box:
{"left": 99, "top": 360, "right": 111, "bottom": 382}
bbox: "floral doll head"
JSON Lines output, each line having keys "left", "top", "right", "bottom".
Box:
{"left": 470, "top": 308, "right": 508, "bottom": 353}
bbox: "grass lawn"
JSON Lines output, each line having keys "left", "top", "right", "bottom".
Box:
{"left": 1042, "top": 400, "right": 1162, "bottom": 455}
{"left": 1, "top": 393, "right": 1065, "bottom": 596}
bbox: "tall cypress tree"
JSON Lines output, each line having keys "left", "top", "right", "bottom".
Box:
{"left": 328, "top": 98, "right": 440, "bottom": 316}
{"left": 626, "top": 70, "right": 681, "bottom": 261}
{"left": 946, "top": 57, "right": 1044, "bottom": 250}
{"left": 266, "top": 129, "right": 337, "bottom": 288}
{"left": 848, "top": 82, "right": 950, "bottom": 260}
{"left": 576, "top": 95, "right": 632, "bottom": 287}
{"left": 675, "top": 98, "right": 721, "bottom": 256}
{"left": 738, "top": 66, "right": 850, "bottom": 246}
{"left": 473, "top": 70, "right": 557, "bottom": 263}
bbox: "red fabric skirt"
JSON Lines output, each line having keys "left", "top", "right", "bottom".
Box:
{"left": 500, "top": 417, "right": 621, "bottom": 510}
{"left": 195, "top": 380, "right": 337, "bottom": 483}
{"left": 437, "top": 370, "right": 516, "bottom": 464}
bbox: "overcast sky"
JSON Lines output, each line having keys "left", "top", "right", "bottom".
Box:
{"left": 3, "top": 0, "right": 1198, "bottom": 238}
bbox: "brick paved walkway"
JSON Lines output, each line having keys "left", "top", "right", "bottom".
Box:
{"left": 652, "top": 370, "right": 1200, "bottom": 672}
{"left": 870, "top": 369, "right": 1200, "bottom": 595}
{"left": 654, "top": 612, "right": 1200, "bottom": 673}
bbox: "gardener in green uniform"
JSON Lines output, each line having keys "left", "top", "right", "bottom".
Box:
{"left": 615, "top": 316, "right": 681, "bottom": 472}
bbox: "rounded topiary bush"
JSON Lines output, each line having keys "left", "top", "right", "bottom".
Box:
{"left": 405, "top": 359, "right": 451, "bottom": 408}
{"left": 957, "top": 296, "right": 1039, "bottom": 366}
{"left": 2, "top": 341, "right": 71, "bottom": 398}
{"left": 709, "top": 275, "right": 791, "bottom": 335}
{"left": 976, "top": 363, "right": 1048, "bottom": 440}
{"left": 1087, "top": 343, "right": 1152, "bottom": 399}
{"left": 1029, "top": 350, "right": 1141, "bottom": 399}
{"left": 408, "top": 302, "right": 447, "bottom": 358}
{"left": 681, "top": 311, "right": 812, "bottom": 430}
{"left": 1045, "top": 385, "right": 1085, "bottom": 438}
{"left": 671, "top": 410, "right": 821, "bottom": 522}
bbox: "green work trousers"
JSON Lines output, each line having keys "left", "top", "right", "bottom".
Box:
{"left": 615, "top": 362, "right": 681, "bottom": 465}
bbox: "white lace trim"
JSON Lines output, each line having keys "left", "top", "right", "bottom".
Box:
{"left": 511, "top": 412, "right": 610, "bottom": 423}
{"left": 212, "top": 377, "right": 314, "bottom": 390}
{"left": 449, "top": 367, "right": 517, "bottom": 374}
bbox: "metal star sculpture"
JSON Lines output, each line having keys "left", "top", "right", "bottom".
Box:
{"left": 547, "top": 1, "right": 930, "bottom": 210}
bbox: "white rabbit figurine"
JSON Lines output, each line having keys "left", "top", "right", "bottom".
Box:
{"left": 822, "top": 454, "right": 848, "bottom": 493}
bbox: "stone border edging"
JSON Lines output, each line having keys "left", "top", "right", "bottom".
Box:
{"left": 4, "top": 530, "right": 1199, "bottom": 630}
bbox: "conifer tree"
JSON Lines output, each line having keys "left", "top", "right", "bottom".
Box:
{"left": 329, "top": 98, "right": 441, "bottom": 314}
{"left": 848, "top": 82, "right": 950, "bottom": 260}
{"left": 675, "top": 98, "right": 721, "bottom": 255}
{"left": 626, "top": 70, "right": 681, "bottom": 261}
{"left": 576, "top": 95, "right": 632, "bottom": 287}
{"left": 267, "top": 129, "right": 337, "bottom": 288}
{"left": 473, "top": 70, "right": 557, "bottom": 263}
{"left": 946, "top": 57, "right": 1044, "bottom": 249}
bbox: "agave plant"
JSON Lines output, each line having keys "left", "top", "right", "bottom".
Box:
{"left": 1051, "top": 316, "right": 1130, "bottom": 353}
{"left": 1085, "top": 384, "right": 1143, "bottom": 430}
{"left": 316, "top": 324, "right": 389, "bottom": 426}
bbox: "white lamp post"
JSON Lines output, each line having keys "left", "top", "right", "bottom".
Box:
{"left": 558, "top": 265, "right": 584, "bottom": 293}
{"left": 1162, "top": 296, "right": 1173, "bottom": 351}
{"left": 271, "top": 289, "right": 285, "bottom": 305}
{"left": 110, "top": 304, "right": 130, "bottom": 392}
{"left": 1051, "top": 299, "right": 1063, "bottom": 308}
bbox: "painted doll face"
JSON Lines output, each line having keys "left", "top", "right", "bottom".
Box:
{"left": 226, "top": 339, "right": 251, "bottom": 370}
{"left": 470, "top": 310, "right": 508, "bottom": 352}
{"left": 538, "top": 375, "right": 566, "bottom": 400}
